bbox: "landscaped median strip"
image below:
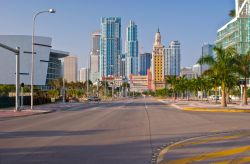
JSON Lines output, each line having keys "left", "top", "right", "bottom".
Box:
{"left": 182, "top": 107, "right": 250, "bottom": 113}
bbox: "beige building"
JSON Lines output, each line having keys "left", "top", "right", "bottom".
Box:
{"left": 79, "top": 68, "right": 88, "bottom": 83}
{"left": 151, "top": 28, "right": 165, "bottom": 91}
{"left": 64, "top": 55, "right": 78, "bottom": 82}
{"left": 130, "top": 75, "right": 149, "bottom": 93}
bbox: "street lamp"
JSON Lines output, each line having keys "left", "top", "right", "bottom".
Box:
{"left": 31, "top": 8, "right": 56, "bottom": 110}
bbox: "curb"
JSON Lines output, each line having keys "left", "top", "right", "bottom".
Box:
{"left": 0, "top": 109, "right": 57, "bottom": 120}
{"left": 182, "top": 107, "right": 250, "bottom": 113}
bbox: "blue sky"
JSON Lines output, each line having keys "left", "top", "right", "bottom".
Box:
{"left": 0, "top": 0, "right": 234, "bottom": 68}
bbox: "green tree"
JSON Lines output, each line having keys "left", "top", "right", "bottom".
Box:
{"left": 198, "top": 46, "right": 237, "bottom": 107}
{"left": 234, "top": 52, "right": 250, "bottom": 105}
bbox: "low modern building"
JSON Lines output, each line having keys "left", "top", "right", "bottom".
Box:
{"left": 216, "top": 0, "right": 249, "bottom": 55}
{"left": 0, "top": 35, "right": 69, "bottom": 89}
{"left": 180, "top": 67, "right": 197, "bottom": 79}
{"left": 129, "top": 74, "right": 150, "bottom": 93}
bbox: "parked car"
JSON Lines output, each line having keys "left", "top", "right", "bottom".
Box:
{"left": 87, "top": 96, "right": 101, "bottom": 102}
{"left": 209, "top": 95, "right": 219, "bottom": 100}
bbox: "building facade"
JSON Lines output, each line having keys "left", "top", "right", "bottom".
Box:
{"left": 90, "top": 31, "right": 101, "bottom": 83}
{"left": 0, "top": 35, "right": 68, "bottom": 88}
{"left": 151, "top": 29, "right": 165, "bottom": 91}
{"left": 120, "top": 53, "right": 126, "bottom": 78}
{"left": 125, "top": 20, "right": 139, "bottom": 78}
{"left": 79, "top": 68, "right": 88, "bottom": 83}
{"left": 164, "top": 41, "right": 181, "bottom": 76}
{"left": 216, "top": 0, "right": 249, "bottom": 55}
{"left": 139, "top": 53, "right": 152, "bottom": 75}
{"left": 63, "top": 55, "right": 77, "bottom": 82}
{"left": 99, "top": 17, "right": 122, "bottom": 79}
{"left": 180, "top": 67, "right": 197, "bottom": 79}
{"left": 200, "top": 43, "right": 214, "bottom": 74}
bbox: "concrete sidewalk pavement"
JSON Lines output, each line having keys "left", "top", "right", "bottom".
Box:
{"left": 0, "top": 102, "right": 83, "bottom": 119}
{"left": 158, "top": 99, "right": 250, "bottom": 113}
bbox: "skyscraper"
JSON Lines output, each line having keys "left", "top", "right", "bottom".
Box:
{"left": 79, "top": 67, "right": 88, "bottom": 83}
{"left": 165, "top": 41, "right": 181, "bottom": 76}
{"left": 151, "top": 28, "right": 165, "bottom": 91}
{"left": 139, "top": 53, "right": 152, "bottom": 75}
{"left": 90, "top": 31, "right": 101, "bottom": 83}
{"left": 125, "top": 20, "right": 139, "bottom": 78}
{"left": 99, "top": 17, "right": 122, "bottom": 79}
{"left": 120, "top": 53, "right": 126, "bottom": 77}
{"left": 64, "top": 55, "right": 78, "bottom": 82}
{"left": 201, "top": 43, "right": 214, "bottom": 74}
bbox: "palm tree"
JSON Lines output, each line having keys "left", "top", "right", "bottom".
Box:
{"left": 198, "top": 46, "right": 237, "bottom": 107}
{"left": 229, "top": 9, "right": 236, "bottom": 18}
{"left": 234, "top": 52, "right": 250, "bottom": 105}
{"left": 166, "top": 75, "right": 179, "bottom": 100}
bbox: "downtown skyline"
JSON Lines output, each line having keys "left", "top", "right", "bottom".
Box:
{"left": 0, "top": 0, "right": 234, "bottom": 69}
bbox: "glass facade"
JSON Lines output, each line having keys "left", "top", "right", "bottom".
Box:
{"left": 164, "top": 41, "right": 181, "bottom": 76}
{"left": 125, "top": 20, "right": 139, "bottom": 78}
{"left": 216, "top": 0, "right": 249, "bottom": 55}
{"left": 99, "top": 17, "right": 122, "bottom": 78}
{"left": 139, "top": 53, "right": 152, "bottom": 75}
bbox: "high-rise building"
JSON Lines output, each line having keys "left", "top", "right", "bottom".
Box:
{"left": 64, "top": 55, "right": 77, "bottom": 82}
{"left": 216, "top": 0, "right": 249, "bottom": 55}
{"left": 200, "top": 43, "right": 214, "bottom": 74}
{"left": 125, "top": 20, "right": 139, "bottom": 78}
{"left": 165, "top": 41, "right": 181, "bottom": 76}
{"left": 99, "top": 17, "right": 122, "bottom": 79}
{"left": 151, "top": 28, "right": 165, "bottom": 91}
{"left": 90, "top": 31, "right": 101, "bottom": 83}
{"left": 120, "top": 53, "right": 126, "bottom": 77}
{"left": 139, "top": 53, "right": 152, "bottom": 75}
{"left": 79, "top": 68, "right": 88, "bottom": 83}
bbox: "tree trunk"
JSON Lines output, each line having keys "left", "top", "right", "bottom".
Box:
{"left": 243, "top": 78, "right": 248, "bottom": 105}
{"left": 221, "top": 83, "right": 227, "bottom": 107}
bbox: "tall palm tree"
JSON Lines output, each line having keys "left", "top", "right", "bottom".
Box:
{"left": 235, "top": 52, "right": 250, "bottom": 105}
{"left": 166, "top": 75, "right": 178, "bottom": 100}
{"left": 198, "top": 46, "right": 237, "bottom": 107}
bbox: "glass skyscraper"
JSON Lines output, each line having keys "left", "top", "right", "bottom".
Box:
{"left": 99, "top": 17, "right": 122, "bottom": 79}
{"left": 164, "top": 41, "right": 181, "bottom": 76}
{"left": 125, "top": 20, "right": 138, "bottom": 78}
{"left": 139, "top": 53, "right": 152, "bottom": 75}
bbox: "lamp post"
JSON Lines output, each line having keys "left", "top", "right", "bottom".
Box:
{"left": 31, "top": 9, "right": 56, "bottom": 110}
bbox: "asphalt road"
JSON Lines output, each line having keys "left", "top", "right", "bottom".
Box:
{"left": 0, "top": 97, "right": 250, "bottom": 164}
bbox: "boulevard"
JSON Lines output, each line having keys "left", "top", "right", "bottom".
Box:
{"left": 0, "top": 97, "right": 250, "bottom": 164}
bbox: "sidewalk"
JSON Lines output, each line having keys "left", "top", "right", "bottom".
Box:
{"left": 158, "top": 99, "right": 250, "bottom": 113}
{"left": 0, "top": 102, "right": 83, "bottom": 119}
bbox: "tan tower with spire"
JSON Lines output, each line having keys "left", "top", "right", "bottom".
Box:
{"left": 151, "top": 28, "right": 165, "bottom": 91}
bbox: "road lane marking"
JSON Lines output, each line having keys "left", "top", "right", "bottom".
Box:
{"left": 215, "top": 157, "right": 250, "bottom": 164}
{"left": 166, "top": 145, "right": 250, "bottom": 164}
{"left": 157, "top": 133, "right": 246, "bottom": 164}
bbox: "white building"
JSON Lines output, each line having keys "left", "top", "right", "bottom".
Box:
{"left": 165, "top": 41, "right": 181, "bottom": 76}
{"left": 63, "top": 55, "right": 77, "bottom": 82}
{"left": 90, "top": 31, "right": 100, "bottom": 83}
{"left": 180, "top": 67, "right": 197, "bottom": 79}
{"left": 192, "top": 64, "right": 202, "bottom": 76}
{"left": 0, "top": 35, "right": 68, "bottom": 87}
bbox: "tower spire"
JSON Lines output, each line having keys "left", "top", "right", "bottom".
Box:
{"left": 157, "top": 26, "right": 160, "bottom": 33}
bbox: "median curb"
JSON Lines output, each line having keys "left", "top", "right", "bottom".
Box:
{"left": 182, "top": 107, "right": 250, "bottom": 113}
